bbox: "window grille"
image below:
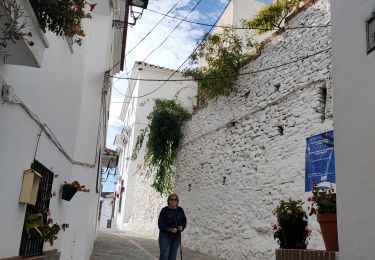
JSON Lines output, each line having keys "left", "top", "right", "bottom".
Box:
{"left": 19, "top": 160, "right": 54, "bottom": 257}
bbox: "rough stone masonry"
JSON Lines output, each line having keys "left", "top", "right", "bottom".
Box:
{"left": 174, "top": 0, "right": 332, "bottom": 259}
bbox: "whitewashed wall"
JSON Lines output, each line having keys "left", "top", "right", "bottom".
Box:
{"left": 174, "top": 1, "right": 332, "bottom": 259}
{"left": 0, "top": 5, "right": 113, "bottom": 259}
{"left": 332, "top": 0, "right": 375, "bottom": 259}
{"left": 114, "top": 63, "right": 197, "bottom": 238}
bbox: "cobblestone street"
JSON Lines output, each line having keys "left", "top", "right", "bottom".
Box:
{"left": 91, "top": 229, "right": 220, "bottom": 260}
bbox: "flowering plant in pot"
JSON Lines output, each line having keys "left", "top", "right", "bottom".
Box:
{"left": 24, "top": 209, "right": 69, "bottom": 246}
{"left": 272, "top": 198, "right": 311, "bottom": 249}
{"left": 61, "top": 180, "right": 89, "bottom": 201}
{"left": 29, "top": 0, "right": 97, "bottom": 45}
{"left": 308, "top": 184, "right": 338, "bottom": 251}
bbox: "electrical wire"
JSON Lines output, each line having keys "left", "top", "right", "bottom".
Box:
{"left": 109, "top": 47, "right": 331, "bottom": 83}
{"left": 123, "top": 0, "right": 204, "bottom": 79}
{"left": 10, "top": 92, "right": 105, "bottom": 168}
{"left": 113, "top": 0, "right": 232, "bottom": 100}
{"left": 125, "top": 0, "right": 183, "bottom": 57}
{"left": 146, "top": 8, "right": 331, "bottom": 31}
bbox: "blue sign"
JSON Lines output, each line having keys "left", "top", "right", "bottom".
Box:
{"left": 305, "top": 130, "right": 335, "bottom": 192}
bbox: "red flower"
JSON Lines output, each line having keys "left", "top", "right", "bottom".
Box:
{"left": 76, "top": 4, "right": 83, "bottom": 11}
{"left": 89, "top": 3, "right": 97, "bottom": 11}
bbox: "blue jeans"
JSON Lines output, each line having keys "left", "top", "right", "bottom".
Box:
{"left": 159, "top": 232, "right": 180, "bottom": 260}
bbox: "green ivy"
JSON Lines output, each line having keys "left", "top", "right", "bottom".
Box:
{"left": 183, "top": 28, "right": 253, "bottom": 99}
{"left": 243, "top": 0, "right": 304, "bottom": 34}
{"left": 131, "top": 127, "right": 148, "bottom": 160}
{"left": 132, "top": 99, "right": 191, "bottom": 195}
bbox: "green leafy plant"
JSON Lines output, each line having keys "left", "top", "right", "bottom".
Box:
{"left": 0, "top": 0, "right": 33, "bottom": 48}
{"left": 132, "top": 99, "right": 191, "bottom": 195}
{"left": 131, "top": 127, "right": 148, "bottom": 160}
{"left": 243, "top": 0, "right": 303, "bottom": 34}
{"left": 29, "top": 0, "right": 97, "bottom": 45}
{"left": 273, "top": 198, "right": 307, "bottom": 225}
{"left": 24, "top": 211, "right": 69, "bottom": 246}
{"left": 307, "top": 184, "right": 336, "bottom": 215}
{"left": 183, "top": 28, "right": 253, "bottom": 100}
{"left": 272, "top": 198, "right": 310, "bottom": 249}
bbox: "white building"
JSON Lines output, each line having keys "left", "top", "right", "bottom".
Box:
{"left": 211, "top": 0, "right": 265, "bottom": 37}
{"left": 332, "top": 1, "right": 375, "bottom": 259}
{"left": 0, "top": 1, "right": 123, "bottom": 259}
{"left": 113, "top": 61, "right": 197, "bottom": 237}
{"left": 99, "top": 192, "right": 115, "bottom": 229}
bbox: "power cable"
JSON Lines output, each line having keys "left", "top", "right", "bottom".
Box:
{"left": 113, "top": 0, "right": 232, "bottom": 99}
{"left": 125, "top": 0, "right": 183, "bottom": 57}
{"left": 146, "top": 8, "right": 331, "bottom": 30}
{"left": 109, "top": 47, "right": 331, "bottom": 83}
{"left": 8, "top": 91, "right": 105, "bottom": 168}
{"left": 123, "top": 0, "right": 204, "bottom": 79}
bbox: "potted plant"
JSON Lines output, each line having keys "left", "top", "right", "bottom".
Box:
{"left": 29, "top": 0, "right": 97, "bottom": 45}
{"left": 272, "top": 198, "right": 311, "bottom": 249}
{"left": 61, "top": 181, "right": 89, "bottom": 201}
{"left": 308, "top": 184, "right": 338, "bottom": 251}
{"left": 24, "top": 210, "right": 68, "bottom": 246}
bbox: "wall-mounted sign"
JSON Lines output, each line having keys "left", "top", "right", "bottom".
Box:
{"left": 366, "top": 12, "right": 375, "bottom": 54}
{"left": 305, "top": 130, "right": 335, "bottom": 192}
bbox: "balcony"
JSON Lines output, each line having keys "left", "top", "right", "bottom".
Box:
{"left": 0, "top": 0, "right": 49, "bottom": 68}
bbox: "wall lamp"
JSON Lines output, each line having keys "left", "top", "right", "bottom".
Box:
{"left": 119, "top": 0, "right": 149, "bottom": 71}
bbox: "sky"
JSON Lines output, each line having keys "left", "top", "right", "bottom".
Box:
{"left": 103, "top": 0, "right": 270, "bottom": 191}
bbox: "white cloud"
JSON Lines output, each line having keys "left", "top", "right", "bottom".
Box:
{"left": 106, "top": 0, "right": 226, "bottom": 148}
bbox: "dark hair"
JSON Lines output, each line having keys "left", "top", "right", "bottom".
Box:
{"left": 167, "top": 193, "right": 179, "bottom": 206}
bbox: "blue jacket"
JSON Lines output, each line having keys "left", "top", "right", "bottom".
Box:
{"left": 158, "top": 206, "right": 187, "bottom": 236}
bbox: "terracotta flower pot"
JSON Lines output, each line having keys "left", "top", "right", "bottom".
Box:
{"left": 317, "top": 213, "right": 339, "bottom": 251}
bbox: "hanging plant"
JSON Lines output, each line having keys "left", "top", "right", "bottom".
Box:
{"left": 132, "top": 99, "right": 191, "bottom": 195}
{"left": 131, "top": 127, "right": 148, "bottom": 160}
{"left": 183, "top": 28, "right": 255, "bottom": 101}
{"left": 29, "top": 0, "right": 97, "bottom": 45}
{"left": 243, "top": 0, "right": 304, "bottom": 34}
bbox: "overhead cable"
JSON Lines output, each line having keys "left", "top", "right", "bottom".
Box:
{"left": 123, "top": 0, "right": 203, "bottom": 78}
{"left": 113, "top": 0, "right": 232, "bottom": 99}
{"left": 146, "top": 8, "right": 331, "bottom": 30}
{"left": 109, "top": 47, "right": 331, "bottom": 82}
{"left": 125, "top": 0, "right": 183, "bottom": 57}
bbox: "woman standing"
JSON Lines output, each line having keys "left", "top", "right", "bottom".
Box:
{"left": 158, "top": 193, "right": 187, "bottom": 260}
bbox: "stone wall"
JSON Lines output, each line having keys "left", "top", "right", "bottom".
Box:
{"left": 174, "top": 1, "right": 332, "bottom": 259}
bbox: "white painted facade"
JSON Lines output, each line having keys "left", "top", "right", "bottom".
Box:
{"left": 212, "top": 0, "right": 264, "bottom": 37}
{"left": 0, "top": 1, "right": 121, "bottom": 259}
{"left": 331, "top": 1, "right": 375, "bottom": 259}
{"left": 113, "top": 62, "right": 197, "bottom": 238}
{"left": 173, "top": 1, "right": 331, "bottom": 259}
{"left": 99, "top": 193, "right": 115, "bottom": 229}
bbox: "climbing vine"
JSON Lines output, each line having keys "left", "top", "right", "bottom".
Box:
{"left": 183, "top": 28, "right": 254, "bottom": 99}
{"left": 132, "top": 99, "right": 191, "bottom": 195}
{"left": 243, "top": 0, "right": 304, "bottom": 34}
{"left": 131, "top": 127, "right": 148, "bottom": 160}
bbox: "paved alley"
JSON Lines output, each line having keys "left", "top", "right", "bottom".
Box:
{"left": 91, "top": 229, "right": 220, "bottom": 260}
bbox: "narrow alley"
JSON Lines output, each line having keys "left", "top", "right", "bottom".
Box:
{"left": 90, "top": 229, "right": 220, "bottom": 260}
